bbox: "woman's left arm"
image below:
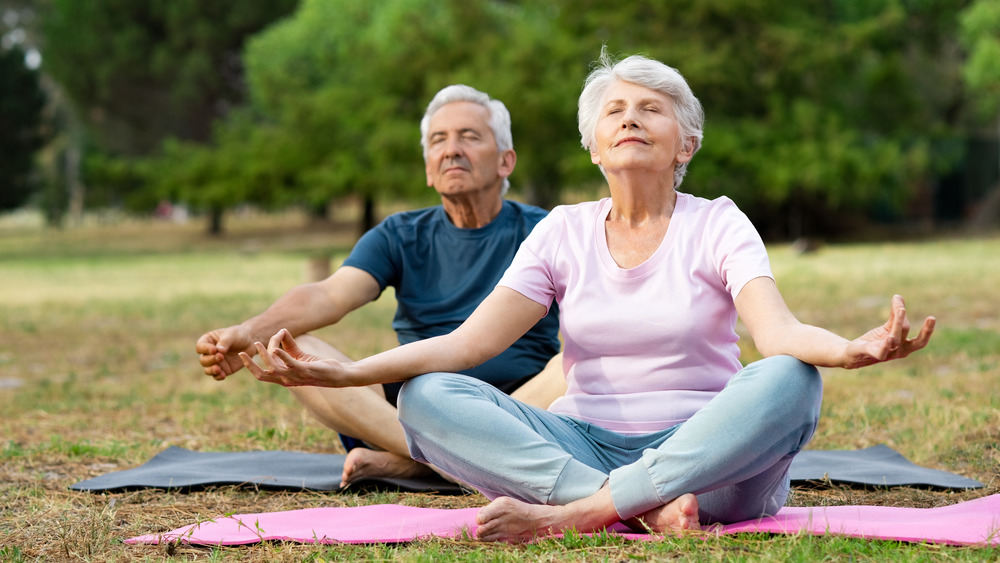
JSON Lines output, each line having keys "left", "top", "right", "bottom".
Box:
{"left": 735, "top": 277, "right": 936, "bottom": 369}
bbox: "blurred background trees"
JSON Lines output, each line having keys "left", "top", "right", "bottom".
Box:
{"left": 0, "top": 43, "right": 46, "bottom": 212}
{"left": 1, "top": 0, "right": 997, "bottom": 239}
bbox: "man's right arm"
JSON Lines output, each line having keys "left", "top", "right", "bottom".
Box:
{"left": 196, "top": 266, "right": 382, "bottom": 379}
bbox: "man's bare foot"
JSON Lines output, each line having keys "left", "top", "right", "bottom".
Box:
{"left": 628, "top": 493, "right": 700, "bottom": 535}
{"left": 340, "top": 447, "right": 434, "bottom": 487}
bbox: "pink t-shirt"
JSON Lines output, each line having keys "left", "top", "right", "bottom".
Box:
{"left": 498, "top": 193, "right": 773, "bottom": 435}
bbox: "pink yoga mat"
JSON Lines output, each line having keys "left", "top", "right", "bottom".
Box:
{"left": 127, "top": 494, "right": 1000, "bottom": 547}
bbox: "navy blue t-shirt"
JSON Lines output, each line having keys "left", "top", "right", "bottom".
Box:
{"left": 342, "top": 200, "right": 561, "bottom": 405}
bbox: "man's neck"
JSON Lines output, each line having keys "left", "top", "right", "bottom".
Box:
{"left": 442, "top": 194, "right": 504, "bottom": 229}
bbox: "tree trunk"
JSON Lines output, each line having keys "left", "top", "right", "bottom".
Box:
{"left": 207, "top": 206, "right": 224, "bottom": 236}
{"left": 66, "top": 140, "right": 85, "bottom": 226}
{"left": 359, "top": 194, "right": 377, "bottom": 236}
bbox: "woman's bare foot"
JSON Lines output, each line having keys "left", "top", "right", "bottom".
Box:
{"left": 475, "top": 497, "right": 570, "bottom": 543}
{"left": 340, "top": 447, "right": 434, "bottom": 487}
{"left": 628, "top": 493, "right": 700, "bottom": 535}
{"left": 475, "top": 486, "right": 620, "bottom": 543}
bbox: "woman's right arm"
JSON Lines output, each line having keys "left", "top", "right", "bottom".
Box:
{"left": 240, "top": 286, "right": 548, "bottom": 388}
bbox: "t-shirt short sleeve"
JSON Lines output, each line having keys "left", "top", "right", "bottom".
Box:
{"left": 705, "top": 197, "right": 773, "bottom": 298}
{"left": 342, "top": 222, "right": 399, "bottom": 292}
{"left": 496, "top": 209, "right": 564, "bottom": 314}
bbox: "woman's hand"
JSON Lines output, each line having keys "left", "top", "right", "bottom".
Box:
{"left": 239, "top": 328, "right": 349, "bottom": 387}
{"left": 842, "top": 295, "right": 936, "bottom": 369}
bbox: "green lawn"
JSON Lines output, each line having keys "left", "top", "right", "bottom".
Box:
{"left": 1, "top": 211, "right": 997, "bottom": 561}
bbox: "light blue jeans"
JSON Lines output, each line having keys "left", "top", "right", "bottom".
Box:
{"left": 397, "top": 355, "right": 822, "bottom": 524}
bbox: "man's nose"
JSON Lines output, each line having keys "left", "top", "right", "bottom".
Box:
{"left": 442, "top": 136, "right": 464, "bottom": 157}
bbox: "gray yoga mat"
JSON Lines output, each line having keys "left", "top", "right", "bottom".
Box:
{"left": 70, "top": 446, "right": 465, "bottom": 494}
{"left": 70, "top": 443, "right": 982, "bottom": 494}
{"left": 788, "top": 444, "right": 983, "bottom": 490}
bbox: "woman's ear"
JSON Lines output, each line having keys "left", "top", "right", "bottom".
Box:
{"left": 676, "top": 136, "right": 697, "bottom": 164}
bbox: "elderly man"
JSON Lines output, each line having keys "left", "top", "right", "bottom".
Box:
{"left": 196, "top": 85, "right": 563, "bottom": 486}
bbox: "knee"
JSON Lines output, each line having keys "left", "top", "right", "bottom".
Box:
{"left": 759, "top": 356, "right": 821, "bottom": 399}
{"left": 397, "top": 372, "right": 471, "bottom": 428}
{"left": 293, "top": 334, "right": 353, "bottom": 362}
{"left": 743, "top": 356, "right": 823, "bottom": 426}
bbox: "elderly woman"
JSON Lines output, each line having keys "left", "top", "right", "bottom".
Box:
{"left": 241, "top": 52, "right": 935, "bottom": 542}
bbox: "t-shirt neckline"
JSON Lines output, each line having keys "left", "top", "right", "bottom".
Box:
{"left": 595, "top": 193, "right": 685, "bottom": 278}
{"left": 437, "top": 199, "right": 511, "bottom": 238}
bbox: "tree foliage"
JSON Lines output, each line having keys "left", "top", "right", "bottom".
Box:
{"left": 546, "top": 0, "right": 968, "bottom": 236}
{"left": 0, "top": 45, "right": 47, "bottom": 211}
{"left": 158, "top": 0, "right": 583, "bottom": 228}
{"left": 39, "top": 0, "right": 298, "bottom": 154}
{"left": 30, "top": 0, "right": 990, "bottom": 238}
{"left": 960, "top": 0, "right": 1000, "bottom": 119}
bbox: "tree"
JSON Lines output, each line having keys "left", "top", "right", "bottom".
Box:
{"left": 36, "top": 0, "right": 297, "bottom": 232}
{"left": 548, "top": 0, "right": 968, "bottom": 238}
{"left": 959, "top": 0, "right": 1000, "bottom": 229}
{"left": 961, "top": 0, "right": 1000, "bottom": 118}
{"left": 40, "top": 0, "right": 298, "bottom": 155}
{"left": 140, "top": 0, "right": 974, "bottom": 238}
{"left": 0, "top": 44, "right": 47, "bottom": 211}
{"left": 162, "top": 0, "right": 567, "bottom": 234}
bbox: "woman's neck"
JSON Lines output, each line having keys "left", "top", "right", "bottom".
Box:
{"left": 606, "top": 171, "right": 677, "bottom": 225}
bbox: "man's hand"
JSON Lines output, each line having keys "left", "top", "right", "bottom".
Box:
{"left": 240, "top": 329, "right": 347, "bottom": 387}
{"left": 196, "top": 325, "right": 255, "bottom": 380}
{"left": 842, "top": 295, "right": 936, "bottom": 369}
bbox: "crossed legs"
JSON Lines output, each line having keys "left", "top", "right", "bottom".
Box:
{"left": 398, "top": 355, "right": 823, "bottom": 542}
{"left": 287, "top": 334, "right": 565, "bottom": 486}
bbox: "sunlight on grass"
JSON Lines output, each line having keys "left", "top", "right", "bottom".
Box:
{"left": 0, "top": 254, "right": 323, "bottom": 306}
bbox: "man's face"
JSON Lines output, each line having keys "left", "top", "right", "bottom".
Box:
{"left": 424, "top": 101, "right": 513, "bottom": 198}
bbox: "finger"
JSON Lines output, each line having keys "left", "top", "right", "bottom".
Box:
{"left": 214, "top": 333, "right": 231, "bottom": 354}
{"left": 906, "top": 316, "right": 936, "bottom": 351}
{"left": 267, "top": 330, "right": 285, "bottom": 353}
{"left": 895, "top": 295, "right": 912, "bottom": 338}
{"left": 254, "top": 341, "right": 275, "bottom": 370}
{"left": 194, "top": 335, "right": 215, "bottom": 355}
{"left": 279, "top": 329, "right": 301, "bottom": 355}
{"left": 239, "top": 351, "right": 268, "bottom": 379}
{"left": 258, "top": 340, "right": 291, "bottom": 373}
{"left": 888, "top": 295, "right": 907, "bottom": 350}
{"left": 210, "top": 364, "right": 228, "bottom": 380}
{"left": 271, "top": 347, "right": 297, "bottom": 367}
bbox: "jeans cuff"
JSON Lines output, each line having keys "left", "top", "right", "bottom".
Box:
{"left": 609, "top": 459, "right": 662, "bottom": 520}
{"left": 548, "top": 458, "right": 610, "bottom": 506}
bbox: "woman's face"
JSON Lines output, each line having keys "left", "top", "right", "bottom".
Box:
{"left": 590, "top": 80, "right": 693, "bottom": 178}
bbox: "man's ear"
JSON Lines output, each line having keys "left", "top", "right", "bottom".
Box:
{"left": 498, "top": 149, "right": 517, "bottom": 178}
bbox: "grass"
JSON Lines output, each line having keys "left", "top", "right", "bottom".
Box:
{"left": 0, "top": 207, "right": 998, "bottom": 561}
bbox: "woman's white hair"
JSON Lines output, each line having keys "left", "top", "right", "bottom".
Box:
{"left": 420, "top": 85, "right": 513, "bottom": 195}
{"left": 578, "top": 50, "right": 704, "bottom": 189}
